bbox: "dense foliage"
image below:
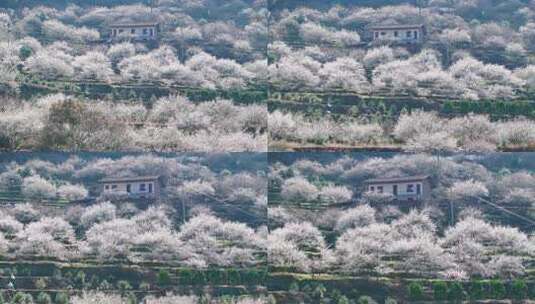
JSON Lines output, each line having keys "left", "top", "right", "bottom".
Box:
{"left": 268, "top": 154, "right": 535, "bottom": 278}
{"left": 0, "top": 94, "right": 266, "bottom": 151}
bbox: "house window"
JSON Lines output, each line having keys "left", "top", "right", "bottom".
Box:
{"left": 149, "top": 28, "right": 154, "bottom": 36}
{"left": 380, "top": 32, "right": 386, "bottom": 36}
{"left": 377, "top": 186, "right": 383, "bottom": 193}
{"left": 131, "top": 29, "right": 136, "bottom": 34}
{"left": 414, "top": 30, "right": 418, "bottom": 39}
{"left": 111, "top": 185, "right": 118, "bottom": 190}
{"left": 105, "top": 185, "right": 109, "bottom": 190}
{"left": 126, "top": 184, "right": 131, "bottom": 193}
{"left": 394, "top": 31, "right": 399, "bottom": 37}
{"left": 148, "top": 183, "right": 153, "bottom": 193}
{"left": 143, "top": 28, "right": 148, "bottom": 35}
{"left": 374, "top": 32, "right": 379, "bottom": 39}
{"left": 417, "top": 184, "right": 421, "bottom": 195}
{"left": 406, "top": 31, "right": 412, "bottom": 38}
{"left": 119, "top": 29, "right": 124, "bottom": 33}
{"left": 139, "top": 183, "right": 146, "bottom": 192}
{"left": 393, "top": 185, "right": 398, "bottom": 195}
{"left": 370, "top": 186, "right": 375, "bottom": 192}
{"left": 407, "top": 184, "right": 414, "bottom": 193}
{"left": 112, "top": 29, "right": 117, "bottom": 36}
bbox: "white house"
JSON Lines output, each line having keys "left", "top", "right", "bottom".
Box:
{"left": 369, "top": 24, "right": 426, "bottom": 44}
{"left": 100, "top": 176, "right": 161, "bottom": 199}
{"left": 365, "top": 175, "right": 431, "bottom": 201}
{"left": 110, "top": 22, "right": 159, "bottom": 41}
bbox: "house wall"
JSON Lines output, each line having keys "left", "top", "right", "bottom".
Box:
{"left": 367, "top": 180, "right": 430, "bottom": 201}
{"left": 372, "top": 28, "right": 423, "bottom": 43}
{"left": 111, "top": 26, "right": 158, "bottom": 39}
{"left": 102, "top": 180, "right": 160, "bottom": 197}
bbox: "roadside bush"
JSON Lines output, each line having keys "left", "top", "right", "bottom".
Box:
{"left": 511, "top": 279, "right": 528, "bottom": 299}
{"left": 408, "top": 282, "right": 424, "bottom": 300}
{"left": 157, "top": 269, "right": 171, "bottom": 286}
{"left": 338, "top": 296, "right": 350, "bottom": 304}
{"left": 490, "top": 279, "right": 506, "bottom": 299}
{"left": 54, "top": 292, "right": 69, "bottom": 304}
{"left": 357, "top": 296, "right": 378, "bottom": 304}
{"left": 447, "top": 281, "right": 465, "bottom": 301}
{"left": 433, "top": 281, "right": 448, "bottom": 300}
{"left": 12, "top": 292, "right": 33, "bottom": 304}
{"left": 384, "top": 298, "right": 397, "bottom": 304}
{"left": 36, "top": 292, "right": 52, "bottom": 304}
{"left": 469, "top": 280, "right": 486, "bottom": 300}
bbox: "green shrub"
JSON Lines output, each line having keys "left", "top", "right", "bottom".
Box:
{"left": 357, "top": 296, "right": 378, "bottom": 304}
{"left": 408, "top": 282, "right": 424, "bottom": 300}
{"left": 289, "top": 282, "right": 300, "bottom": 294}
{"left": 469, "top": 280, "right": 486, "bottom": 300}
{"left": 74, "top": 271, "right": 86, "bottom": 287}
{"left": 207, "top": 269, "right": 224, "bottom": 284}
{"left": 329, "top": 289, "right": 343, "bottom": 302}
{"left": 511, "top": 279, "right": 528, "bottom": 299}
{"left": 447, "top": 282, "right": 465, "bottom": 301}
{"left": 99, "top": 279, "right": 113, "bottom": 290}
{"left": 19, "top": 46, "right": 33, "bottom": 60}
{"left": 12, "top": 292, "right": 33, "bottom": 304}
{"left": 312, "top": 284, "right": 326, "bottom": 299}
{"left": 384, "top": 297, "right": 397, "bottom": 304}
{"left": 433, "top": 281, "right": 448, "bottom": 300}
{"left": 139, "top": 281, "right": 151, "bottom": 291}
{"left": 157, "top": 269, "right": 171, "bottom": 286}
{"left": 337, "top": 296, "right": 350, "bottom": 304}
{"left": 125, "top": 291, "right": 136, "bottom": 304}
{"left": 490, "top": 280, "right": 506, "bottom": 299}
{"left": 35, "top": 277, "right": 48, "bottom": 289}
{"left": 54, "top": 292, "right": 69, "bottom": 304}
{"left": 117, "top": 280, "right": 133, "bottom": 294}
{"left": 36, "top": 292, "right": 52, "bottom": 304}
{"left": 227, "top": 269, "right": 241, "bottom": 285}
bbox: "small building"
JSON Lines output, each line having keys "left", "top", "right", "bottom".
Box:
{"left": 109, "top": 22, "right": 159, "bottom": 41}
{"left": 369, "top": 24, "right": 426, "bottom": 44}
{"left": 100, "top": 175, "right": 161, "bottom": 199}
{"left": 365, "top": 175, "right": 431, "bottom": 202}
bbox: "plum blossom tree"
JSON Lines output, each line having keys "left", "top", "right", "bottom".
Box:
{"left": 22, "top": 175, "right": 57, "bottom": 199}
{"left": 334, "top": 205, "right": 376, "bottom": 232}
{"left": 280, "top": 177, "right": 319, "bottom": 202}
{"left": 177, "top": 214, "right": 264, "bottom": 268}
{"left": 107, "top": 42, "right": 136, "bottom": 67}
{"left": 25, "top": 49, "right": 74, "bottom": 79}
{"left": 448, "top": 180, "right": 489, "bottom": 203}
{"left": 318, "top": 185, "right": 353, "bottom": 204}
{"left": 319, "top": 57, "right": 370, "bottom": 92}
{"left": 42, "top": 19, "right": 100, "bottom": 43}
{"left": 448, "top": 114, "right": 497, "bottom": 151}
{"left": 269, "top": 55, "right": 321, "bottom": 90}
{"left": 57, "top": 183, "right": 88, "bottom": 201}
{"left": 12, "top": 203, "right": 40, "bottom": 224}
{"left": 269, "top": 222, "right": 329, "bottom": 271}
{"left": 0, "top": 213, "right": 23, "bottom": 236}
{"left": 363, "top": 46, "right": 395, "bottom": 70}
{"left": 438, "top": 28, "right": 472, "bottom": 46}
{"left": 16, "top": 217, "right": 76, "bottom": 260}
{"left": 72, "top": 51, "right": 114, "bottom": 82}
{"left": 80, "top": 202, "right": 117, "bottom": 228}
{"left": 71, "top": 292, "right": 125, "bottom": 304}
{"left": 373, "top": 49, "right": 442, "bottom": 95}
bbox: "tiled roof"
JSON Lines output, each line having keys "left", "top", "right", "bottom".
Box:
{"left": 365, "top": 175, "right": 430, "bottom": 184}
{"left": 110, "top": 22, "right": 159, "bottom": 28}
{"left": 369, "top": 24, "right": 425, "bottom": 30}
{"left": 100, "top": 176, "right": 160, "bottom": 183}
